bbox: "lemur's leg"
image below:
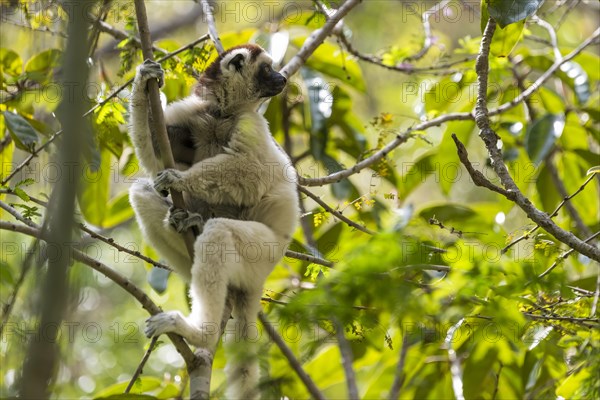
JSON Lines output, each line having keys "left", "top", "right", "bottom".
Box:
{"left": 130, "top": 60, "right": 165, "bottom": 175}
{"left": 129, "top": 179, "right": 191, "bottom": 280}
{"left": 145, "top": 218, "right": 282, "bottom": 353}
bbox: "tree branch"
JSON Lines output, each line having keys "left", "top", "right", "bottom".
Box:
{"left": 280, "top": 0, "right": 363, "bottom": 79}
{"left": 474, "top": 18, "right": 599, "bottom": 262}
{"left": 298, "top": 186, "right": 374, "bottom": 235}
{"left": 333, "top": 317, "right": 359, "bottom": 400}
{"left": 388, "top": 335, "right": 409, "bottom": 400}
{"left": 258, "top": 313, "right": 327, "bottom": 400}
{"left": 537, "top": 231, "right": 600, "bottom": 280}
{"left": 199, "top": 0, "right": 224, "bottom": 54}
{"left": 0, "top": 220, "right": 198, "bottom": 368}
{"left": 125, "top": 337, "right": 159, "bottom": 393}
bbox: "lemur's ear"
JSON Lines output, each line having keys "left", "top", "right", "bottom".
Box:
{"left": 228, "top": 53, "right": 245, "bottom": 72}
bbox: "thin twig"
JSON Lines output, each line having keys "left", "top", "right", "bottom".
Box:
{"left": 590, "top": 265, "right": 600, "bottom": 318}
{"left": 492, "top": 362, "right": 503, "bottom": 400}
{"left": 0, "top": 200, "right": 38, "bottom": 228}
{"left": 199, "top": 0, "right": 224, "bottom": 54}
{"left": 537, "top": 231, "right": 600, "bottom": 279}
{"left": 96, "top": 19, "right": 169, "bottom": 56}
{"left": 522, "top": 312, "right": 598, "bottom": 325}
{"left": 502, "top": 174, "right": 596, "bottom": 254}
{"left": 545, "top": 154, "right": 592, "bottom": 238}
{"left": 388, "top": 335, "right": 409, "bottom": 399}
{"left": 450, "top": 133, "right": 513, "bottom": 197}
{"left": 490, "top": 28, "right": 600, "bottom": 118}
{"left": 1, "top": 19, "right": 67, "bottom": 37}
{"left": 280, "top": 0, "right": 363, "bottom": 78}
{"left": 258, "top": 313, "right": 326, "bottom": 400}
{"left": 337, "top": 29, "right": 475, "bottom": 75}
{"left": 0, "top": 189, "right": 174, "bottom": 271}
{"left": 285, "top": 250, "right": 334, "bottom": 268}
{"left": 0, "top": 255, "right": 33, "bottom": 337}
{"left": 125, "top": 337, "right": 159, "bottom": 393}
{"left": 404, "top": 0, "right": 451, "bottom": 62}
{"left": 1, "top": 130, "right": 62, "bottom": 186}
{"left": 445, "top": 319, "right": 465, "bottom": 400}
{"left": 298, "top": 186, "right": 375, "bottom": 235}
{"left": 333, "top": 317, "right": 359, "bottom": 400}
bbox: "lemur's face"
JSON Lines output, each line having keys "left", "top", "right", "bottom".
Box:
{"left": 199, "top": 44, "right": 287, "bottom": 105}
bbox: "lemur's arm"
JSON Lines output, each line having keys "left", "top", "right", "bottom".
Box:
{"left": 154, "top": 110, "right": 274, "bottom": 206}
{"left": 129, "top": 61, "right": 165, "bottom": 176}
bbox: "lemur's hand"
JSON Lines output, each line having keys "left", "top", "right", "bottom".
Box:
{"left": 136, "top": 59, "right": 164, "bottom": 88}
{"left": 154, "top": 169, "right": 183, "bottom": 196}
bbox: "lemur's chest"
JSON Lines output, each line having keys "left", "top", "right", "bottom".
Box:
{"left": 191, "top": 115, "right": 237, "bottom": 162}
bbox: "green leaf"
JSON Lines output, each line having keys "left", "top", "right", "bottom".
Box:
{"left": 436, "top": 107, "right": 476, "bottom": 195}
{"left": 398, "top": 150, "right": 438, "bottom": 201}
{"left": 535, "top": 165, "right": 561, "bottom": 214}
{"left": 78, "top": 149, "right": 111, "bottom": 226}
{"left": 0, "top": 261, "right": 15, "bottom": 286}
{"left": 103, "top": 191, "right": 135, "bottom": 228}
{"left": 12, "top": 187, "right": 30, "bottom": 202}
{"left": 556, "top": 366, "right": 590, "bottom": 398}
{"left": 524, "top": 114, "right": 565, "bottom": 165}
{"left": 3, "top": 111, "right": 40, "bottom": 151}
{"left": 24, "top": 49, "right": 61, "bottom": 83}
{"left": 418, "top": 203, "right": 477, "bottom": 223}
{"left": 291, "top": 37, "right": 365, "bottom": 91}
{"left": 486, "top": 0, "right": 544, "bottom": 28}
{"left": 316, "top": 222, "right": 344, "bottom": 260}
{"left": 0, "top": 48, "right": 23, "bottom": 77}
{"left": 490, "top": 20, "right": 525, "bottom": 57}
{"left": 93, "top": 377, "right": 162, "bottom": 398}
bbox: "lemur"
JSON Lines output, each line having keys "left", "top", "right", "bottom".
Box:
{"left": 128, "top": 44, "right": 299, "bottom": 399}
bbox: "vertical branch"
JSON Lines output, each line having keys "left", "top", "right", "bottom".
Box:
{"left": 474, "top": 18, "right": 600, "bottom": 261}
{"left": 133, "top": 0, "right": 196, "bottom": 258}
{"left": 18, "top": 4, "right": 90, "bottom": 397}
{"left": 333, "top": 318, "right": 359, "bottom": 400}
{"left": 445, "top": 319, "right": 465, "bottom": 400}
{"left": 200, "top": 0, "right": 224, "bottom": 54}
{"left": 132, "top": 2, "right": 210, "bottom": 399}
{"left": 388, "top": 335, "right": 409, "bottom": 399}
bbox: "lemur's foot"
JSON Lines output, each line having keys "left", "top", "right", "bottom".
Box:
{"left": 145, "top": 311, "right": 185, "bottom": 338}
{"left": 137, "top": 59, "right": 164, "bottom": 88}
{"left": 168, "top": 206, "right": 205, "bottom": 233}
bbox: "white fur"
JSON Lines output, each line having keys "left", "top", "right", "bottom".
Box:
{"left": 129, "top": 48, "right": 298, "bottom": 399}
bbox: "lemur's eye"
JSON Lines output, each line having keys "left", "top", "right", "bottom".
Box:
{"left": 263, "top": 64, "right": 271, "bottom": 74}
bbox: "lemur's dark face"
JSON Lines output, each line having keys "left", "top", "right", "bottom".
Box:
{"left": 257, "top": 62, "right": 287, "bottom": 98}
{"left": 198, "top": 44, "right": 287, "bottom": 105}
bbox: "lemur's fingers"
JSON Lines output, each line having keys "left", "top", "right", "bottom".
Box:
{"left": 138, "top": 59, "right": 164, "bottom": 88}
{"left": 153, "top": 169, "right": 182, "bottom": 197}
